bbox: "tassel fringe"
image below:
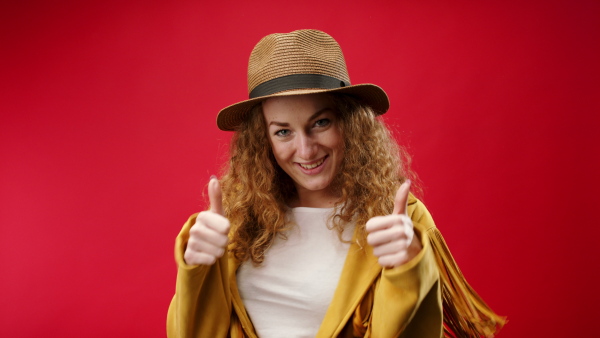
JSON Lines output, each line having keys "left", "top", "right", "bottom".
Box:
{"left": 428, "top": 228, "right": 507, "bottom": 337}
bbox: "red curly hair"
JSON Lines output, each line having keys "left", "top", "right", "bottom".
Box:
{"left": 219, "top": 94, "right": 416, "bottom": 265}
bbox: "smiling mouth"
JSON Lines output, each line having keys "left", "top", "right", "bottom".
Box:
{"left": 298, "top": 157, "right": 326, "bottom": 170}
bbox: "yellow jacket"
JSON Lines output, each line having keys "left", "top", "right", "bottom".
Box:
{"left": 167, "top": 195, "right": 505, "bottom": 337}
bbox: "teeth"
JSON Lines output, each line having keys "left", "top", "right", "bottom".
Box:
{"left": 299, "top": 158, "right": 325, "bottom": 169}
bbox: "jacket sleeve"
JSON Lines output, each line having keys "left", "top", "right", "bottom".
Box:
{"left": 166, "top": 214, "right": 232, "bottom": 338}
{"left": 369, "top": 201, "right": 443, "bottom": 338}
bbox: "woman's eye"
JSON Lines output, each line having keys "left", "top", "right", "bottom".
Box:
{"left": 275, "top": 129, "right": 290, "bottom": 137}
{"left": 315, "top": 118, "right": 330, "bottom": 128}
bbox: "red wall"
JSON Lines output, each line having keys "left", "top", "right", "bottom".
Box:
{"left": 1, "top": 1, "right": 598, "bottom": 336}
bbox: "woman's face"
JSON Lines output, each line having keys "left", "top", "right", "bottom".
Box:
{"left": 262, "top": 93, "right": 344, "bottom": 206}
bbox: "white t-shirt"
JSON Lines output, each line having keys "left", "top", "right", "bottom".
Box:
{"left": 236, "top": 207, "right": 354, "bottom": 338}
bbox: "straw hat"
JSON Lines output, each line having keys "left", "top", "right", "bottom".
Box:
{"left": 216, "top": 29, "right": 390, "bottom": 131}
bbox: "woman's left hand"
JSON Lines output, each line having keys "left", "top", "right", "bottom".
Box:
{"left": 366, "top": 180, "right": 422, "bottom": 268}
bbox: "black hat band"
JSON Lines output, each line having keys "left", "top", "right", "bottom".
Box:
{"left": 249, "top": 74, "right": 350, "bottom": 99}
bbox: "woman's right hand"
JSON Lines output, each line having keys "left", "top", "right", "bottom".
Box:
{"left": 183, "top": 177, "right": 231, "bottom": 266}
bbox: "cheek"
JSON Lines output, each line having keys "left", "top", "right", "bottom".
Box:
{"left": 331, "top": 132, "right": 345, "bottom": 167}
{"left": 329, "top": 130, "right": 344, "bottom": 154}
{"left": 270, "top": 142, "right": 291, "bottom": 163}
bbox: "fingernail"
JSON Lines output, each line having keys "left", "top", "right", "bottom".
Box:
{"left": 406, "top": 179, "right": 411, "bottom": 185}
{"left": 210, "top": 175, "right": 217, "bottom": 180}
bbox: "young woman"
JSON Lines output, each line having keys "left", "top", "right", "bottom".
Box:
{"left": 167, "top": 29, "right": 505, "bottom": 338}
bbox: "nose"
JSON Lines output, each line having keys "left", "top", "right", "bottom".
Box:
{"left": 295, "top": 132, "right": 317, "bottom": 160}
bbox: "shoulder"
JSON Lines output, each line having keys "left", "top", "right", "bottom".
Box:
{"left": 407, "top": 193, "right": 436, "bottom": 231}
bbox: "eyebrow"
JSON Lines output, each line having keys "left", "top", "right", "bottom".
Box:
{"left": 268, "top": 107, "right": 332, "bottom": 127}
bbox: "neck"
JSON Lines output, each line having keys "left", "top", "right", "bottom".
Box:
{"left": 290, "top": 186, "right": 340, "bottom": 208}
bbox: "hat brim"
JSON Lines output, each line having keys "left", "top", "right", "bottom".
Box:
{"left": 216, "top": 83, "right": 389, "bottom": 131}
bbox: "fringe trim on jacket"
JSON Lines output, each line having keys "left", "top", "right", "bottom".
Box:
{"left": 428, "top": 227, "right": 507, "bottom": 337}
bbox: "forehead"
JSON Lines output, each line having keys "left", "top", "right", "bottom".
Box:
{"left": 262, "top": 93, "right": 334, "bottom": 122}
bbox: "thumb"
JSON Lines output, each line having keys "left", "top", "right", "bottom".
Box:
{"left": 392, "top": 179, "right": 411, "bottom": 215}
{"left": 208, "top": 176, "right": 224, "bottom": 216}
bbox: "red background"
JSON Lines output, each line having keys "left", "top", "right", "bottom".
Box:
{"left": 1, "top": 1, "right": 599, "bottom": 337}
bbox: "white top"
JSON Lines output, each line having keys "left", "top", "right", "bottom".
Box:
{"left": 237, "top": 207, "right": 354, "bottom": 338}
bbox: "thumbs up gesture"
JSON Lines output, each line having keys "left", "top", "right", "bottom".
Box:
{"left": 184, "top": 177, "right": 231, "bottom": 266}
{"left": 366, "top": 180, "right": 422, "bottom": 268}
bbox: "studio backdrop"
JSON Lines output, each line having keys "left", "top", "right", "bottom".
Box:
{"left": 1, "top": 1, "right": 598, "bottom": 337}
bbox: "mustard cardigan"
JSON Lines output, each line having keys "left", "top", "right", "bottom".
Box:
{"left": 167, "top": 195, "right": 505, "bottom": 337}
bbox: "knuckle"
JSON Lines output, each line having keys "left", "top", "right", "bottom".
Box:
{"left": 185, "top": 251, "right": 201, "bottom": 265}
{"left": 216, "top": 235, "right": 229, "bottom": 247}
{"left": 388, "top": 227, "right": 404, "bottom": 240}
{"left": 189, "top": 225, "right": 203, "bottom": 237}
{"left": 392, "top": 241, "right": 405, "bottom": 253}
{"left": 221, "top": 219, "right": 231, "bottom": 233}
{"left": 379, "top": 256, "right": 392, "bottom": 268}
{"left": 186, "top": 239, "right": 198, "bottom": 251}
{"left": 196, "top": 211, "right": 209, "bottom": 221}
{"left": 189, "top": 226, "right": 210, "bottom": 241}
{"left": 366, "top": 234, "right": 375, "bottom": 245}
{"left": 203, "top": 254, "right": 217, "bottom": 265}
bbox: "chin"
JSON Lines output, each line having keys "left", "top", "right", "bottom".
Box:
{"left": 301, "top": 178, "right": 333, "bottom": 191}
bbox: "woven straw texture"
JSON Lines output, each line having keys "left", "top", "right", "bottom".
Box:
{"left": 247, "top": 30, "right": 350, "bottom": 93}
{"left": 216, "top": 29, "right": 390, "bottom": 131}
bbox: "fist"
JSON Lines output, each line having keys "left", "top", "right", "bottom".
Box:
{"left": 183, "top": 177, "right": 231, "bottom": 266}
{"left": 366, "top": 180, "right": 422, "bottom": 268}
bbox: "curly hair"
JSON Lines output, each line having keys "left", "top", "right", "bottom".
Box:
{"left": 219, "top": 94, "right": 416, "bottom": 265}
